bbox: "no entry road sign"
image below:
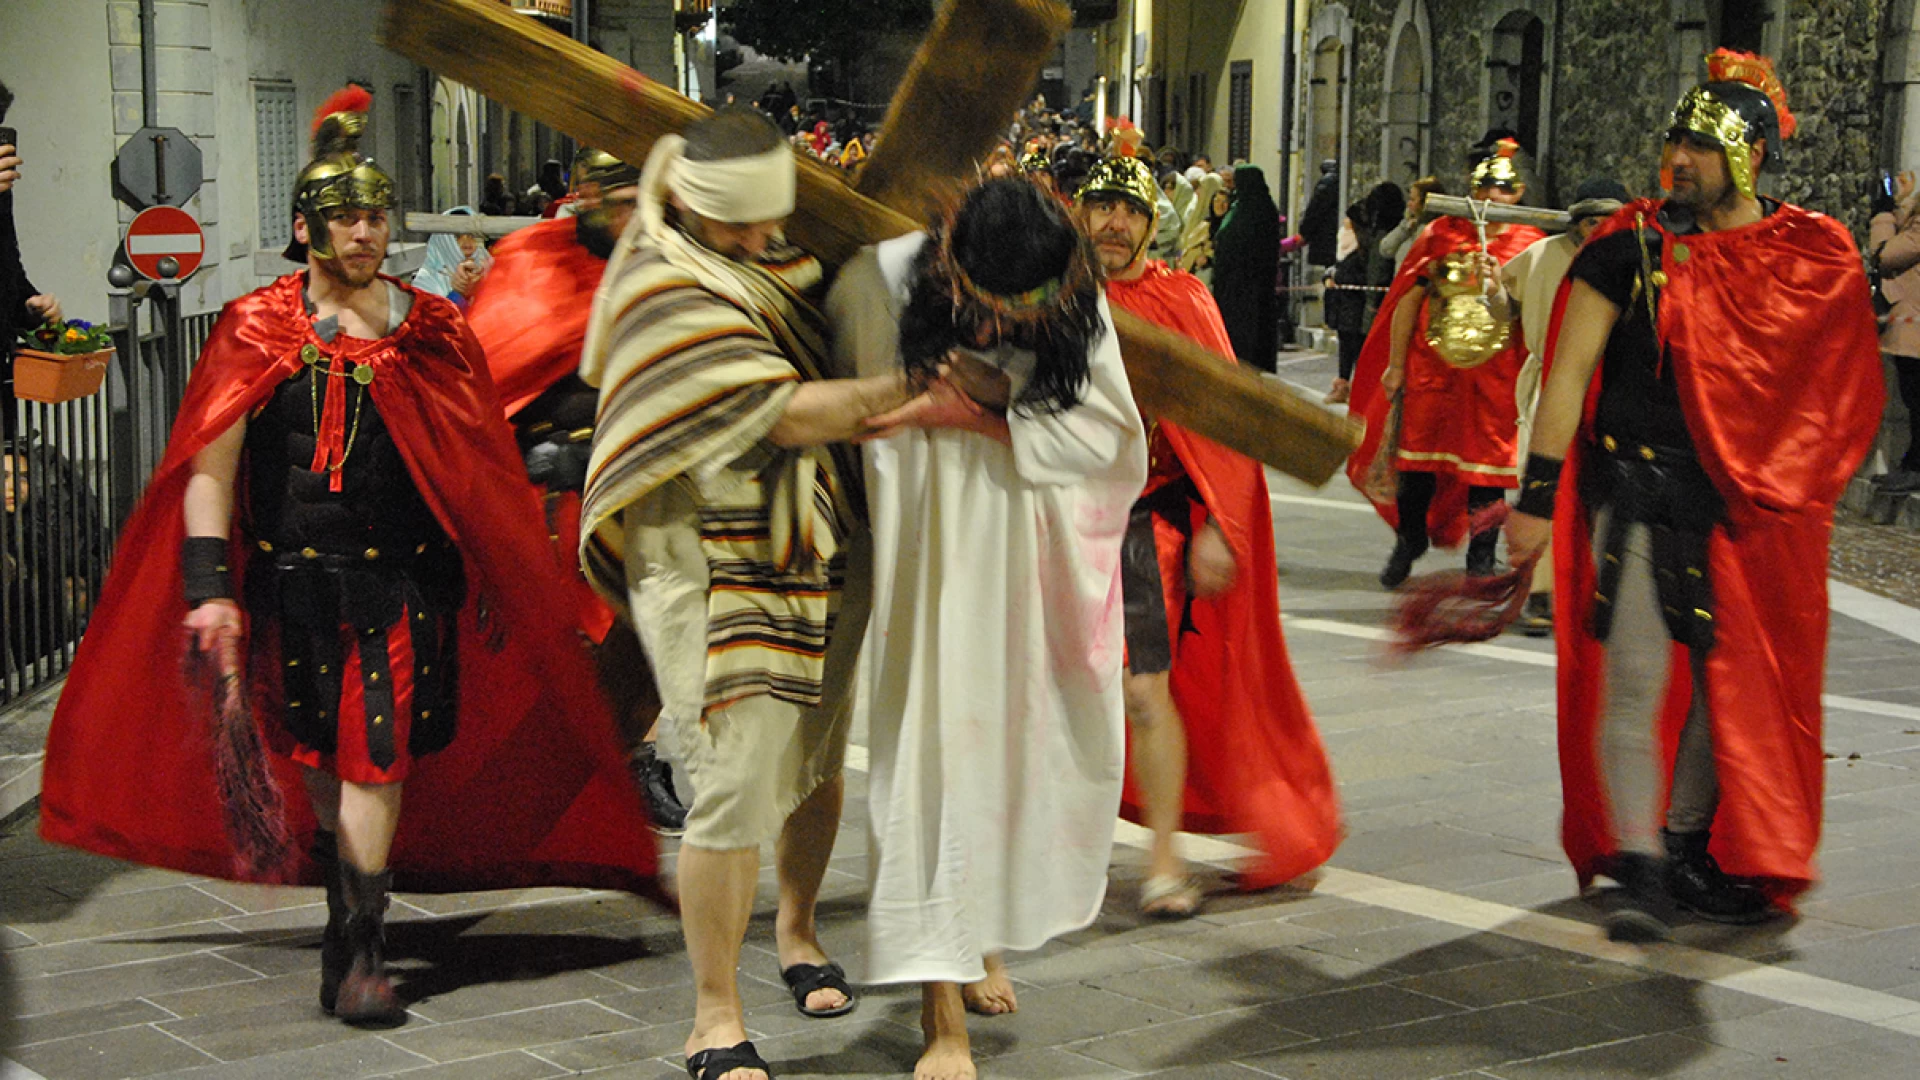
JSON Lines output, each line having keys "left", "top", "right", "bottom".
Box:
{"left": 125, "top": 205, "right": 205, "bottom": 281}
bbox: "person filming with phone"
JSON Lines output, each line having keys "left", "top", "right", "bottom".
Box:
{"left": 1, "top": 80, "right": 68, "bottom": 447}
{"left": 1869, "top": 169, "right": 1920, "bottom": 494}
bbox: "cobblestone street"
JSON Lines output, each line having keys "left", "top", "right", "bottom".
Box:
{"left": 3, "top": 351, "right": 1919, "bottom": 1080}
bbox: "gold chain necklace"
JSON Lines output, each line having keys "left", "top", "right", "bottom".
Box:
{"left": 302, "top": 343, "right": 373, "bottom": 477}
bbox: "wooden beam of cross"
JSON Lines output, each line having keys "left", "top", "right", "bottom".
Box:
{"left": 852, "top": 0, "right": 1069, "bottom": 223}
{"left": 379, "top": 0, "right": 1361, "bottom": 485}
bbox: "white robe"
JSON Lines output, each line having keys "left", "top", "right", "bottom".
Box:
{"left": 825, "top": 235, "right": 1148, "bottom": 986}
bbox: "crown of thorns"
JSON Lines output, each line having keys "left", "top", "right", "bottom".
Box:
{"left": 927, "top": 183, "right": 1101, "bottom": 337}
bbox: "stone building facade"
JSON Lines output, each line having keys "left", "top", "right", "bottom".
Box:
{"left": 1312, "top": 0, "right": 1897, "bottom": 239}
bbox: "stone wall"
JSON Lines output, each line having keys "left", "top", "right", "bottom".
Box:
{"left": 1313, "top": 0, "right": 1893, "bottom": 238}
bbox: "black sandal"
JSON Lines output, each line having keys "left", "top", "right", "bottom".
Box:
{"left": 687, "top": 1039, "right": 772, "bottom": 1079}
{"left": 779, "top": 960, "right": 858, "bottom": 1018}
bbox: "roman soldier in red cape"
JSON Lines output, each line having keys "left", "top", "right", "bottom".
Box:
{"left": 1346, "top": 140, "right": 1546, "bottom": 588}
{"left": 1507, "top": 51, "right": 1883, "bottom": 940}
{"left": 462, "top": 148, "right": 689, "bottom": 834}
{"left": 1076, "top": 157, "right": 1341, "bottom": 917}
{"left": 38, "top": 89, "right": 661, "bottom": 1027}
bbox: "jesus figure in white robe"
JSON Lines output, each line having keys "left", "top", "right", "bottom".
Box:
{"left": 824, "top": 179, "right": 1147, "bottom": 1080}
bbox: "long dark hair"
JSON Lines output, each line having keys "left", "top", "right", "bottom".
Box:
{"left": 897, "top": 179, "right": 1104, "bottom": 415}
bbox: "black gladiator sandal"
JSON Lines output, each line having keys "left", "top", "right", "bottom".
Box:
{"left": 311, "top": 831, "right": 349, "bottom": 1015}
{"left": 333, "top": 863, "right": 406, "bottom": 1026}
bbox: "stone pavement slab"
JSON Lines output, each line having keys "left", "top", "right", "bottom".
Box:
{"left": 3, "top": 348, "right": 1920, "bottom": 1077}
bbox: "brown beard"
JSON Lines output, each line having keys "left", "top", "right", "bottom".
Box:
{"left": 313, "top": 251, "right": 383, "bottom": 290}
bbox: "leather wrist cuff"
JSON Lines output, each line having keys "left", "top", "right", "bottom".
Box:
{"left": 181, "top": 536, "right": 235, "bottom": 608}
{"left": 1513, "top": 453, "right": 1564, "bottom": 519}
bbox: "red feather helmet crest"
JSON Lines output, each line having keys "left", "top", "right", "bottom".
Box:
{"left": 1705, "top": 48, "right": 1796, "bottom": 139}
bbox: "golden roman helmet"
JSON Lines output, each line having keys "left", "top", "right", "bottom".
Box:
{"left": 1664, "top": 49, "right": 1795, "bottom": 200}
{"left": 1075, "top": 155, "right": 1159, "bottom": 221}
{"left": 574, "top": 147, "right": 640, "bottom": 190}
{"left": 1019, "top": 145, "right": 1051, "bottom": 175}
{"left": 286, "top": 86, "right": 395, "bottom": 262}
{"left": 1469, "top": 138, "right": 1523, "bottom": 189}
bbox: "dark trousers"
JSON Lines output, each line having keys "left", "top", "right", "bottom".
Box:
{"left": 1893, "top": 354, "right": 1920, "bottom": 472}
{"left": 1336, "top": 330, "right": 1363, "bottom": 381}
{"left": 1396, "top": 471, "right": 1505, "bottom": 552}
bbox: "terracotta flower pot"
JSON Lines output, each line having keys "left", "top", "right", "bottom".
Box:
{"left": 12, "top": 348, "right": 112, "bottom": 404}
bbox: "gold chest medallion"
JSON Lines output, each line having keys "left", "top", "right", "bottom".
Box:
{"left": 1422, "top": 251, "right": 1512, "bottom": 370}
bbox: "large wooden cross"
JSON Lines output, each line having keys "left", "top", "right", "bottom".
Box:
{"left": 380, "top": 0, "right": 1360, "bottom": 485}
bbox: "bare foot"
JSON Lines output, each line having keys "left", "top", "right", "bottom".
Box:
{"left": 918, "top": 982, "right": 977, "bottom": 1080}
{"left": 961, "top": 953, "right": 1017, "bottom": 1015}
{"left": 686, "top": 1020, "right": 768, "bottom": 1080}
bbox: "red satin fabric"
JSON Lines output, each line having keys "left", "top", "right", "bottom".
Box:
{"left": 39, "top": 274, "right": 662, "bottom": 898}
{"left": 1346, "top": 218, "right": 1545, "bottom": 545}
{"left": 464, "top": 218, "right": 607, "bottom": 419}
{"left": 1546, "top": 201, "right": 1884, "bottom": 899}
{"left": 1107, "top": 264, "right": 1343, "bottom": 890}
{"left": 463, "top": 219, "right": 617, "bottom": 643}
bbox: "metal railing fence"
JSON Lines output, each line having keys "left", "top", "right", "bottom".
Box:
{"left": 2, "top": 304, "right": 214, "bottom": 707}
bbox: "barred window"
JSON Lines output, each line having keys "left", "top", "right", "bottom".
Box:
{"left": 1228, "top": 61, "right": 1252, "bottom": 165}
{"left": 254, "top": 82, "right": 298, "bottom": 251}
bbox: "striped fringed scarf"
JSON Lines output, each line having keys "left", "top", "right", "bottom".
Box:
{"left": 579, "top": 214, "right": 857, "bottom": 714}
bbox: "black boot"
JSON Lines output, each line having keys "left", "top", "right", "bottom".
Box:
{"left": 1603, "top": 852, "right": 1674, "bottom": 943}
{"left": 1380, "top": 534, "right": 1428, "bottom": 589}
{"left": 312, "top": 832, "right": 348, "bottom": 1015}
{"left": 632, "top": 745, "right": 689, "bottom": 836}
{"left": 334, "top": 864, "right": 405, "bottom": 1027}
{"left": 1466, "top": 529, "right": 1499, "bottom": 577}
{"left": 1663, "top": 829, "right": 1775, "bottom": 925}
{"left": 1518, "top": 593, "right": 1553, "bottom": 638}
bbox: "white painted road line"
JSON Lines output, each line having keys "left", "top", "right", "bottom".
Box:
{"left": 1270, "top": 492, "right": 1377, "bottom": 515}
{"left": 1285, "top": 617, "right": 1920, "bottom": 724}
{"left": 1108, "top": 818, "right": 1920, "bottom": 1038}
{"left": 1829, "top": 580, "right": 1920, "bottom": 646}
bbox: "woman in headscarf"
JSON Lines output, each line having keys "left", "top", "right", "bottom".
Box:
{"left": 1177, "top": 172, "right": 1225, "bottom": 282}
{"left": 1209, "top": 165, "right": 1280, "bottom": 371}
{"left": 411, "top": 206, "right": 492, "bottom": 308}
{"left": 841, "top": 132, "right": 869, "bottom": 173}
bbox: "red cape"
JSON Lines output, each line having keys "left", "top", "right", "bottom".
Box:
{"left": 1346, "top": 217, "right": 1545, "bottom": 545}
{"left": 39, "top": 274, "right": 663, "bottom": 899}
{"left": 1545, "top": 201, "right": 1885, "bottom": 900}
{"left": 1107, "top": 263, "right": 1343, "bottom": 890}
{"left": 464, "top": 218, "right": 606, "bottom": 419}
{"left": 462, "top": 218, "right": 616, "bottom": 643}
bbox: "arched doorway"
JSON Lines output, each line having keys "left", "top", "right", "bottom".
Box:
{"left": 1301, "top": 4, "right": 1353, "bottom": 217}
{"left": 1487, "top": 10, "right": 1545, "bottom": 155}
{"left": 1380, "top": 0, "right": 1431, "bottom": 185}
{"left": 1310, "top": 39, "right": 1345, "bottom": 168}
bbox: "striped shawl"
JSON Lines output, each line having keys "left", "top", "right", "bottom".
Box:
{"left": 580, "top": 223, "right": 857, "bottom": 713}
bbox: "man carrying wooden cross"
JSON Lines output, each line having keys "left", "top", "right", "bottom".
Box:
{"left": 577, "top": 106, "right": 934, "bottom": 1080}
